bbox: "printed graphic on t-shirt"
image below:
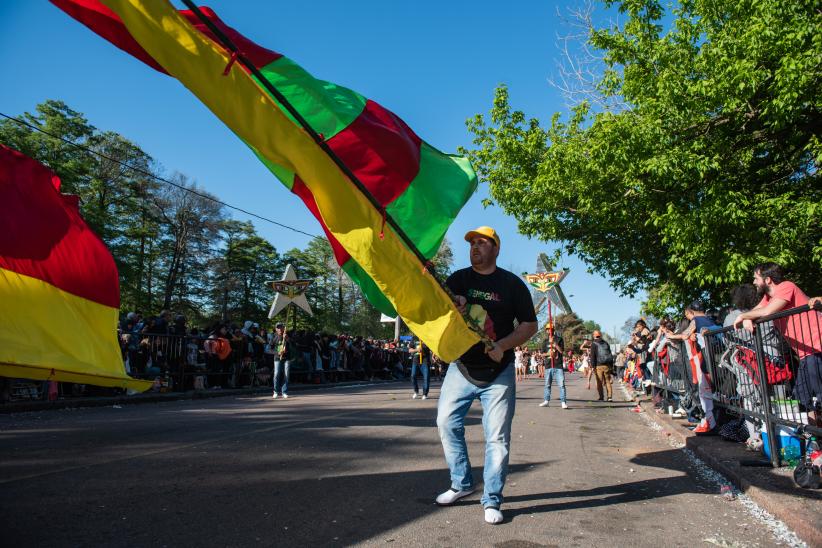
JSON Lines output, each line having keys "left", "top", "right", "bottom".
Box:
{"left": 467, "top": 288, "right": 502, "bottom": 302}
{"left": 468, "top": 303, "right": 497, "bottom": 340}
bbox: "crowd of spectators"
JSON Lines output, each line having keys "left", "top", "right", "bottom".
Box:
{"left": 116, "top": 310, "right": 439, "bottom": 392}
{"left": 612, "top": 263, "right": 822, "bottom": 466}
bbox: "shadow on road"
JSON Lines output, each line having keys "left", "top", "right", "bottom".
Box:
{"left": 504, "top": 447, "right": 715, "bottom": 520}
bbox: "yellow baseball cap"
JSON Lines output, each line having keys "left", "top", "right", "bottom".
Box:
{"left": 464, "top": 226, "right": 500, "bottom": 247}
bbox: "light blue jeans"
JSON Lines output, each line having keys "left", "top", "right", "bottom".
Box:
{"left": 543, "top": 368, "right": 566, "bottom": 402}
{"left": 436, "top": 362, "right": 516, "bottom": 509}
{"left": 273, "top": 359, "right": 291, "bottom": 395}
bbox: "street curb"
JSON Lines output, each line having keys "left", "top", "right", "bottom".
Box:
{"left": 0, "top": 379, "right": 401, "bottom": 414}
{"left": 638, "top": 398, "right": 822, "bottom": 547}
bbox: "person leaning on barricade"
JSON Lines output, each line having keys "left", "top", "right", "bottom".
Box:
{"left": 664, "top": 301, "right": 718, "bottom": 434}
{"left": 734, "top": 263, "right": 822, "bottom": 427}
{"left": 710, "top": 284, "right": 767, "bottom": 450}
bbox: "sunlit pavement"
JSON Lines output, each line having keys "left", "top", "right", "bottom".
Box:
{"left": 0, "top": 373, "right": 799, "bottom": 547}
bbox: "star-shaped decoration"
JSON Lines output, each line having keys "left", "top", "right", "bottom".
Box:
{"left": 266, "top": 264, "right": 313, "bottom": 318}
{"left": 524, "top": 270, "right": 566, "bottom": 293}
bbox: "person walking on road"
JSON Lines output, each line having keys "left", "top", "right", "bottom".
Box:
{"left": 410, "top": 341, "right": 431, "bottom": 399}
{"left": 539, "top": 326, "right": 567, "bottom": 409}
{"left": 590, "top": 330, "right": 614, "bottom": 401}
{"left": 435, "top": 226, "right": 538, "bottom": 525}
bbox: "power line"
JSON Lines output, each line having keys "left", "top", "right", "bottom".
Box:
{"left": 0, "top": 111, "right": 319, "bottom": 239}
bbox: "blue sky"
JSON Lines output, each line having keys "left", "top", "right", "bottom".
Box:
{"left": 0, "top": 0, "right": 643, "bottom": 339}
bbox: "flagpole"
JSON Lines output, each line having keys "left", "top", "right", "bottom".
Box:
{"left": 547, "top": 300, "right": 555, "bottom": 370}
{"left": 182, "top": 1, "right": 491, "bottom": 348}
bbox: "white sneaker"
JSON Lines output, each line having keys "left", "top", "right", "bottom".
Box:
{"left": 435, "top": 487, "right": 475, "bottom": 505}
{"left": 561, "top": 401, "right": 568, "bottom": 409}
{"left": 412, "top": 393, "right": 419, "bottom": 399}
{"left": 282, "top": 394, "right": 289, "bottom": 399}
{"left": 271, "top": 393, "right": 279, "bottom": 399}
{"left": 538, "top": 400, "right": 549, "bottom": 407}
{"left": 421, "top": 395, "right": 428, "bottom": 400}
{"left": 484, "top": 507, "right": 503, "bottom": 524}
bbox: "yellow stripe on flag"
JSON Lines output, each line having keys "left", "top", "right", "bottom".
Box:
{"left": 0, "top": 268, "right": 152, "bottom": 391}
{"left": 102, "top": 0, "right": 480, "bottom": 361}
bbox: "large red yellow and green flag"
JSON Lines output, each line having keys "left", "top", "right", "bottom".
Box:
{"left": 54, "top": 0, "right": 482, "bottom": 361}
{"left": 0, "top": 145, "right": 152, "bottom": 391}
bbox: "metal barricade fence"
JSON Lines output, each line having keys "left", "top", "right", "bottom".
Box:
{"left": 648, "top": 339, "right": 690, "bottom": 409}
{"left": 702, "top": 304, "right": 822, "bottom": 466}
{"left": 123, "top": 333, "right": 209, "bottom": 390}
{"left": 128, "top": 333, "right": 272, "bottom": 390}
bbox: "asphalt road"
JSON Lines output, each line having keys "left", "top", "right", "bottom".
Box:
{"left": 0, "top": 372, "right": 796, "bottom": 547}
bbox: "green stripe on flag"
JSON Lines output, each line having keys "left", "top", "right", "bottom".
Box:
{"left": 255, "top": 57, "right": 367, "bottom": 139}
{"left": 342, "top": 259, "right": 397, "bottom": 317}
{"left": 386, "top": 142, "right": 478, "bottom": 258}
{"left": 254, "top": 148, "right": 295, "bottom": 190}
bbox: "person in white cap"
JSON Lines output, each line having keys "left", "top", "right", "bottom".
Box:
{"left": 435, "top": 226, "right": 538, "bottom": 525}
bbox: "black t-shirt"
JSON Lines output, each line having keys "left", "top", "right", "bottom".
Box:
{"left": 446, "top": 267, "right": 537, "bottom": 385}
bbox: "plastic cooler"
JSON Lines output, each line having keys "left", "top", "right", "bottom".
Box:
{"left": 761, "top": 424, "right": 802, "bottom": 460}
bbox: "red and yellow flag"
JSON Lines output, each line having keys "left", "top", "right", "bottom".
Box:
{"left": 55, "top": 0, "right": 482, "bottom": 361}
{"left": 0, "top": 145, "right": 151, "bottom": 391}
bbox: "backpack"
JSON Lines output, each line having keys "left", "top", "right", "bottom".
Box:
{"left": 734, "top": 346, "right": 791, "bottom": 385}
{"left": 594, "top": 339, "right": 613, "bottom": 365}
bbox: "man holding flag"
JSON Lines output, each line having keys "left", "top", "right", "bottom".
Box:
{"left": 539, "top": 325, "right": 568, "bottom": 409}
{"left": 435, "top": 227, "right": 538, "bottom": 525}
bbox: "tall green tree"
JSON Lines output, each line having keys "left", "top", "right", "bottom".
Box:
{"left": 430, "top": 237, "right": 456, "bottom": 277}
{"left": 466, "top": 0, "right": 822, "bottom": 316}
{"left": 209, "top": 220, "right": 281, "bottom": 323}
{"left": 150, "top": 173, "right": 224, "bottom": 314}
{"left": 0, "top": 100, "right": 165, "bottom": 313}
{"left": 0, "top": 100, "right": 96, "bottom": 194}
{"left": 552, "top": 312, "right": 588, "bottom": 351}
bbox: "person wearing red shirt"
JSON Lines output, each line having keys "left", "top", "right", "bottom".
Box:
{"left": 734, "top": 263, "right": 822, "bottom": 426}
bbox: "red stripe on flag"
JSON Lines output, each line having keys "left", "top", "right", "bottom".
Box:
{"left": 291, "top": 176, "right": 352, "bottom": 266}
{"left": 326, "top": 100, "right": 422, "bottom": 206}
{"left": 0, "top": 145, "right": 120, "bottom": 309}
{"left": 51, "top": 1, "right": 282, "bottom": 73}
{"left": 180, "top": 7, "right": 282, "bottom": 70}
{"left": 51, "top": 0, "right": 168, "bottom": 73}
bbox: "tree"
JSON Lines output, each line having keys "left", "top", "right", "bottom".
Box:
{"left": 150, "top": 173, "right": 224, "bottom": 313}
{"left": 430, "top": 237, "right": 455, "bottom": 277}
{"left": 0, "top": 100, "right": 96, "bottom": 195}
{"left": 0, "top": 100, "right": 165, "bottom": 313}
{"left": 552, "top": 312, "right": 588, "bottom": 351}
{"left": 465, "top": 0, "right": 822, "bottom": 316}
{"left": 582, "top": 320, "right": 601, "bottom": 333}
{"left": 209, "top": 220, "right": 282, "bottom": 323}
